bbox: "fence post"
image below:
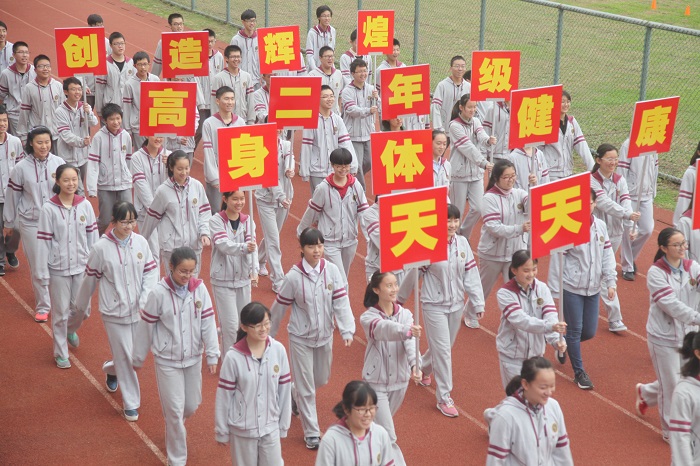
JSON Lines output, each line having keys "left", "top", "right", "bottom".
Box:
{"left": 553, "top": 7, "right": 564, "bottom": 84}
{"left": 413, "top": 0, "right": 420, "bottom": 64}
{"left": 191, "top": 0, "right": 195, "bottom": 11}
{"left": 265, "top": 0, "right": 269, "bottom": 26}
{"left": 639, "top": 26, "right": 652, "bottom": 101}
{"left": 479, "top": 0, "right": 487, "bottom": 50}
{"left": 358, "top": 0, "right": 363, "bottom": 10}
{"left": 225, "top": 0, "right": 230, "bottom": 24}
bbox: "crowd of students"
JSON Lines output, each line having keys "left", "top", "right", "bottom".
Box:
{"left": 0, "top": 7, "right": 699, "bottom": 465}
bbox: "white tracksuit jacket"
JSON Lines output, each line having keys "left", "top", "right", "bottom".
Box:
{"left": 122, "top": 73, "right": 160, "bottom": 135}
{"left": 309, "top": 66, "right": 344, "bottom": 114}
{"left": 448, "top": 116, "right": 490, "bottom": 182}
{"left": 305, "top": 25, "right": 336, "bottom": 71}
{"left": 674, "top": 165, "right": 695, "bottom": 226}
{"left": 300, "top": 113, "right": 357, "bottom": 178}
{"left": 315, "top": 419, "right": 394, "bottom": 466}
{"left": 201, "top": 113, "right": 246, "bottom": 186}
{"left": 0, "top": 133, "right": 24, "bottom": 203}
{"left": 209, "top": 69, "right": 255, "bottom": 124}
{"left": 669, "top": 376, "right": 700, "bottom": 466}
{"left": 0, "top": 64, "right": 36, "bottom": 121}
{"left": 130, "top": 146, "right": 169, "bottom": 219}
{"left": 209, "top": 210, "right": 259, "bottom": 288}
{"left": 255, "top": 138, "right": 294, "bottom": 207}
{"left": 591, "top": 170, "right": 633, "bottom": 239}
{"left": 510, "top": 148, "right": 550, "bottom": 190}
{"left": 340, "top": 50, "right": 373, "bottom": 86}
{"left": 482, "top": 102, "right": 511, "bottom": 159}
{"left": 55, "top": 101, "right": 98, "bottom": 166}
{"left": 478, "top": 186, "right": 529, "bottom": 262}
{"left": 341, "top": 82, "right": 379, "bottom": 142}
{"left": 86, "top": 126, "right": 132, "bottom": 195}
{"left": 4, "top": 153, "right": 65, "bottom": 227}
{"left": 430, "top": 77, "right": 470, "bottom": 131}
{"left": 17, "top": 78, "right": 65, "bottom": 141}
{"left": 539, "top": 115, "right": 594, "bottom": 179}
{"left": 616, "top": 137, "right": 658, "bottom": 202}
{"left": 230, "top": 30, "right": 260, "bottom": 87}
{"left": 95, "top": 56, "right": 135, "bottom": 115}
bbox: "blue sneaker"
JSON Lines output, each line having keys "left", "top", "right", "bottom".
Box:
{"left": 106, "top": 374, "right": 119, "bottom": 393}
{"left": 55, "top": 357, "right": 71, "bottom": 369}
{"left": 67, "top": 332, "right": 79, "bottom": 348}
{"left": 123, "top": 409, "right": 139, "bottom": 422}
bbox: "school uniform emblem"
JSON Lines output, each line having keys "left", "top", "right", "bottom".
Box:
{"left": 128, "top": 69, "right": 133, "bottom": 75}
{"left": 137, "top": 252, "right": 144, "bottom": 260}
{"left": 460, "top": 252, "right": 465, "bottom": 259}
{"left": 327, "top": 284, "right": 333, "bottom": 291}
{"left": 53, "top": 94, "right": 59, "bottom": 102}
{"left": 192, "top": 197, "right": 198, "bottom": 205}
{"left": 517, "top": 203, "right": 523, "bottom": 211}
{"left": 273, "top": 364, "right": 279, "bottom": 373}
{"left": 552, "top": 422, "right": 558, "bottom": 433}
{"left": 122, "top": 145, "right": 127, "bottom": 151}
{"left": 243, "top": 81, "right": 248, "bottom": 87}
{"left": 690, "top": 278, "right": 697, "bottom": 286}
{"left": 377, "top": 453, "right": 381, "bottom": 463}
{"left": 537, "top": 298, "right": 544, "bottom": 305}
{"left": 80, "top": 215, "right": 86, "bottom": 222}
{"left": 195, "top": 300, "right": 203, "bottom": 309}
{"left": 10, "top": 151, "right": 15, "bottom": 158}
{"left": 599, "top": 236, "right": 604, "bottom": 243}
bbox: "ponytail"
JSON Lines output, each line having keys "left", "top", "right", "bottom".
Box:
{"left": 450, "top": 93, "right": 471, "bottom": 123}
{"left": 680, "top": 331, "right": 700, "bottom": 378}
{"left": 363, "top": 272, "right": 394, "bottom": 308}
{"left": 505, "top": 356, "right": 553, "bottom": 396}
{"left": 653, "top": 227, "right": 683, "bottom": 263}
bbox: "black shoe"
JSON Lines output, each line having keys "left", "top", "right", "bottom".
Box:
{"left": 6, "top": 253, "right": 18, "bottom": 269}
{"left": 633, "top": 262, "right": 637, "bottom": 273}
{"left": 574, "top": 371, "right": 594, "bottom": 390}
{"left": 291, "top": 396, "right": 299, "bottom": 416}
{"left": 0, "top": 265, "right": 5, "bottom": 276}
{"left": 556, "top": 350, "right": 567, "bottom": 364}
{"left": 305, "top": 437, "right": 320, "bottom": 449}
{"left": 622, "top": 271, "right": 635, "bottom": 281}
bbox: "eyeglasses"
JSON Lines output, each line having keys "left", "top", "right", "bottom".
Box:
{"left": 111, "top": 42, "right": 126, "bottom": 47}
{"left": 118, "top": 220, "right": 137, "bottom": 227}
{"left": 669, "top": 241, "right": 688, "bottom": 249}
{"left": 600, "top": 157, "right": 618, "bottom": 162}
{"left": 319, "top": 14, "right": 332, "bottom": 18}
{"left": 175, "top": 268, "right": 195, "bottom": 277}
{"left": 500, "top": 175, "right": 517, "bottom": 181}
{"left": 36, "top": 64, "right": 51, "bottom": 70}
{"left": 352, "top": 406, "right": 377, "bottom": 416}
{"left": 247, "top": 320, "right": 271, "bottom": 331}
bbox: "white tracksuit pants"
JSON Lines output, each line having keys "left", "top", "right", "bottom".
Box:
{"left": 639, "top": 340, "right": 683, "bottom": 437}
{"left": 230, "top": 431, "right": 283, "bottom": 466}
{"left": 449, "top": 179, "right": 484, "bottom": 239}
{"left": 421, "top": 309, "right": 462, "bottom": 404}
{"left": 20, "top": 220, "right": 50, "bottom": 314}
{"left": 289, "top": 340, "right": 332, "bottom": 439}
{"left": 601, "top": 235, "right": 623, "bottom": 322}
{"left": 101, "top": 321, "right": 141, "bottom": 411}
{"left": 621, "top": 198, "right": 654, "bottom": 273}
{"left": 137, "top": 217, "right": 160, "bottom": 271}
{"left": 323, "top": 242, "right": 357, "bottom": 288}
{"left": 257, "top": 202, "right": 289, "bottom": 290}
{"left": 370, "top": 384, "right": 408, "bottom": 466}
{"left": 212, "top": 284, "right": 251, "bottom": 355}
{"left": 49, "top": 273, "right": 83, "bottom": 360}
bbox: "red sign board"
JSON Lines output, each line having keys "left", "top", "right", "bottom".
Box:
{"left": 217, "top": 123, "right": 279, "bottom": 191}
{"left": 161, "top": 31, "right": 209, "bottom": 78}
{"left": 471, "top": 50, "right": 520, "bottom": 101}
{"left": 371, "top": 129, "right": 433, "bottom": 196}
{"left": 509, "top": 85, "right": 562, "bottom": 150}
{"left": 357, "top": 10, "right": 395, "bottom": 55}
{"left": 258, "top": 26, "right": 302, "bottom": 74}
{"left": 139, "top": 81, "right": 198, "bottom": 137}
{"left": 54, "top": 27, "right": 108, "bottom": 77}
{"left": 380, "top": 64, "right": 430, "bottom": 119}
{"left": 627, "top": 96, "right": 680, "bottom": 158}
{"left": 269, "top": 76, "right": 322, "bottom": 129}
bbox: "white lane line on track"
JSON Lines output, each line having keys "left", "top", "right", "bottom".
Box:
{"left": 0, "top": 277, "right": 168, "bottom": 464}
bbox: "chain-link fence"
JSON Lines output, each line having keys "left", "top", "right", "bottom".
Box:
{"left": 161, "top": 0, "right": 700, "bottom": 181}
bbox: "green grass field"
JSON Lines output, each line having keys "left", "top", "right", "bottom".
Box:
{"left": 125, "top": 0, "right": 699, "bottom": 210}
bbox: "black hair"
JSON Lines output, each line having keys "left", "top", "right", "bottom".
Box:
{"left": 393, "top": 38, "right": 400, "bottom": 47}
{"left": 590, "top": 189, "right": 597, "bottom": 202}
{"left": 329, "top": 147, "right": 353, "bottom": 166}
{"left": 432, "top": 129, "right": 449, "bottom": 146}
{"left": 689, "top": 140, "right": 700, "bottom": 167}
{"left": 33, "top": 54, "right": 50, "bottom": 68}
{"left": 350, "top": 59, "right": 367, "bottom": 74}
{"left": 319, "top": 45, "right": 334, "bottom": 58}
{"left": 168, "top": 13, "right": 184, "bottom": 25}
{"left": 320, "top": 84, "right": 334, "bottom": 95}
{"left": 331, "top": 380, "right": 378, "bottom": 419}
{"left": 679, "top": 331, "right": 700, "bottom": 378}
{"left": 447, "top": 203, "right": 461, "bottom": 220}
{"left": 216, "top": 85, "right": 235, "bottom": 100}
{"left": 170, "top": 246, "right": 197, "bottom": 268}
{"left": 486, "top": 159, "right": 516, "bottom": 191}
{"left": 591, "top": 143, "right": 618, "bottom": 174}
{"left": 87, "top": 14, "right": 104, "bottom": 26}
{"left": 25, "top": 126, "right": 52, "bottom": 155}
{"left": 300, "top": 227, "right": 324, "bottom": 248}
{"left": 562, "top": 90, "right": 572, "bottom": 101}
{"left": 63, "top": 77, "right": 82, "bottom": 92}
{"left": 225, "top": 44, "right": 242, "bottom": 58}
{"left": 13, "top": 42, "right": 28, "bottom": 54}
{"left": 109, "top": 32, "right": 125, "bottom": 45}
{"left": 111, "top": 200, "right": 138, "bottom": 223}
{"left": 363, "top": 272, "right": 395, "bottom": 308}
{"left": 102, "top": 103, "right": 123, "bottom": 121}
{"left": 167, "top": 150, "right": 190, "bottom": 178}
{"left": 464, "top": 69, "right": 472, "bottom": 81}
{"left": 653, "top": 227, "right": 684, "bottom": 262}
{"left": 450, "top": 93, "right": 472, "bottom": 122}
{"left": 350, "top": 29, "right": 358, "bottom": 42}
{"left": 0, "top": 21, "right": 6, "bottom": 30}
{"left": 450, "top": 55, "right": 466, "bottom": 66}
{"left": 204, "top": 28, "right": 216, "bottom": 38}
{"left": 133, "top": 51, "right": 150, "bottom": 64}
{"left": 380, "top": 119, "right": 403, "bottom": 132}
{"left": 505, "top": 356, "right": 553, "bottom": 396}
{"left": 220, "top": 190, "right": 243, "bottom": 211}
{"left": 240, "top": 9, "right": 256, "bottom": 21}
{"left": 236, "top": 302, "right": 270, "bottom": 343}
{"left": 52, "top": 164, "right": 81, "bottom": 195}
{"left": 316, "top": 5, "right": 332, "bottom": 18}
{"left": 0, "top": 104, "right": 7, "bottom": 116}
{"left": 508, "top": 250, "right": 538, "bottom": 279}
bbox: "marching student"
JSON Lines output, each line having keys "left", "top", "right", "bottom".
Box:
{"left": 131, "top": 136, "right": 169, "bottom": 266}
{"left": 300, "top": 85, "right": 357, "bottom": 192}
{"left": 486, "top": 357, "right": 573, "bottom": 465}
{"left": 230, "top": 9, "right": 260, "bottom": 89}
{"left": 361, "top": 271, "right": 421, "bottom": 465}
{"left": 270, "top": 227, "right": 356, "bottom": 450}
{"left": 3, "top": 126, "right": 65, "bottom": 322}
{"left": 590, "top": 143, "right": 640, "bottom": 332}
{"left": 202, "top": 85, "right": 246, "bottom": 213}
{"left": 209, "top": 189, "right": 258, "bottom": 355}
{"left": 397, "top": 204, "right": 485, "bottom": 417}
{"left": 215, "top": 302, "right": 292, "bottom": 466}
{"left": 55, "top": 77, "right": 98, "bottom": 195}
{"left": 210, "top": 45, "right": 255, "bottom": 125}
{"left": 431, "top": 55, "right": 470, "bottom": 132}
{"left": 635, "top": 228, "right": 700, "bottom": 442}
{"left": 141, "top": 151, "right": 211, "bottom": 277}
{"left": 374, "top": 38, "right": 403, "bottom": 95}
{"left": 510, "top": 146, "right": 549, "bottom": 190}
{"left": 616, "top": 136, "right": 659, "bottom": 282}
{"left": 340, "top": 29, "right": 373, "bottom": 86}
{"left": 0, "top": 41, "right": 35, "bottom": 135}
{"left": 71, "top": 201, "right": 158, "bottom": 422}
{"left": 0, "top": 104, "right": 23, "bottom": 275}
{"left": 194, "top": 29, "right": 224, "bottom": 149}
{"left": 297, "top": 147, "right": 370, "bottom": 286}
{"left": 306, "top": 5, "right": 336, "bottom": 72}
{"left": 669, "top": 331, "right": 700, "bottom": 465}
{"left": 549, "top": 189, "right": 616, "bottom": 390}
{"left": 133, "top": 246, "right": 220, "bottom": 466}
{"left": 540, "top": 90, "right": 594, "bottom": 181}
{"left": 676, "top": 204, "right": 700, "bottom": 262}
{"left": 495, "top": 250, "right": 567, "bottom": 388}
{"left": 151, "top": 13, "right": 185, "bottom": 77}
{"left": 315, "top": 380, "right": 393, "bottom": 466}
{"left": 255, "top": 129, "right": 294, "bottom": 290}
{"left": 309, "top": 46, "right": 344, "bottom": 114}
{"left": 432, "top": 129, "right": 451, "bottom": 191}
{"left": 95, "top": 32, "right": 135, "bottom": 117}
{"left": 448, "top": 93, "right": 495, "bottom": 239}
{"left": 340, "top": 58, "right": 379, "bottom": 191}
{"left": 122, "top": 51, "right": 159, "bottom": 151}
{"left": 482, "top": 101, "right": 511, "bottom": 162}
{"left": 17, "top": 54, "right": 64, "bottom": 147}
{"left": 84, "top": 14, "right": 112, "bottom": 108}
{"left": 0, "top": 21, "right": 13, "bottom": 74}
{"left": 252, "top": 73, "right": 270, "bottom": 123}
{"left": 36, "top": 164, "right": 98, "bottom": 369}
{"left": 673, "top": 141, "right": 700, "bottom": 226}
{"left": 86, "top": 103, "right": 133, "bottom": 236}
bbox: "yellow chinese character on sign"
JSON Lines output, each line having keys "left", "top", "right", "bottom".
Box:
{"left": 380, "top": 139, "right": 425, "bottom": 183}
{"left": 540, "top": 185, "right": 582, "bottom": 243}
{"left": 390, "top": 199, "right": 438, "bottom": 256}
{"left": 478, "top": 58, "right": 512, "bottom": 93}
{"left": 148, "top": 89, "right": 188, "bottom": 127}
{"left": 63, "top": 33, "right": 99, "bottom": 68}
{"left": 263, "top": 32, "right": 296, "bottom": 65}
{"left": 517, "top": 94, "right": 554, "bottom": 138}
{"left": 635, "top": 105, "right": 672, "bottom": 147}
{"left": 388, "top": 74, "right": 422, "bottom": 109}
{"left": 227, "top": 134, "right": 269, "bottom": 179}
{"left": 362, "top": 15, "right": 389, "bottom": 49}
{"left": 169, "top": 37, "right": 203, "bottom": 70}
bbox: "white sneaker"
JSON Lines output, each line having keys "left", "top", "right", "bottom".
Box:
{"left": 464, "top": 317, "right": 480, "bottom": 329}
{"left": 608, "top": 320, "right": 628, "bottom": 332}
{"left": 258, "top": 265, "right": 269, "bottom": 277}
